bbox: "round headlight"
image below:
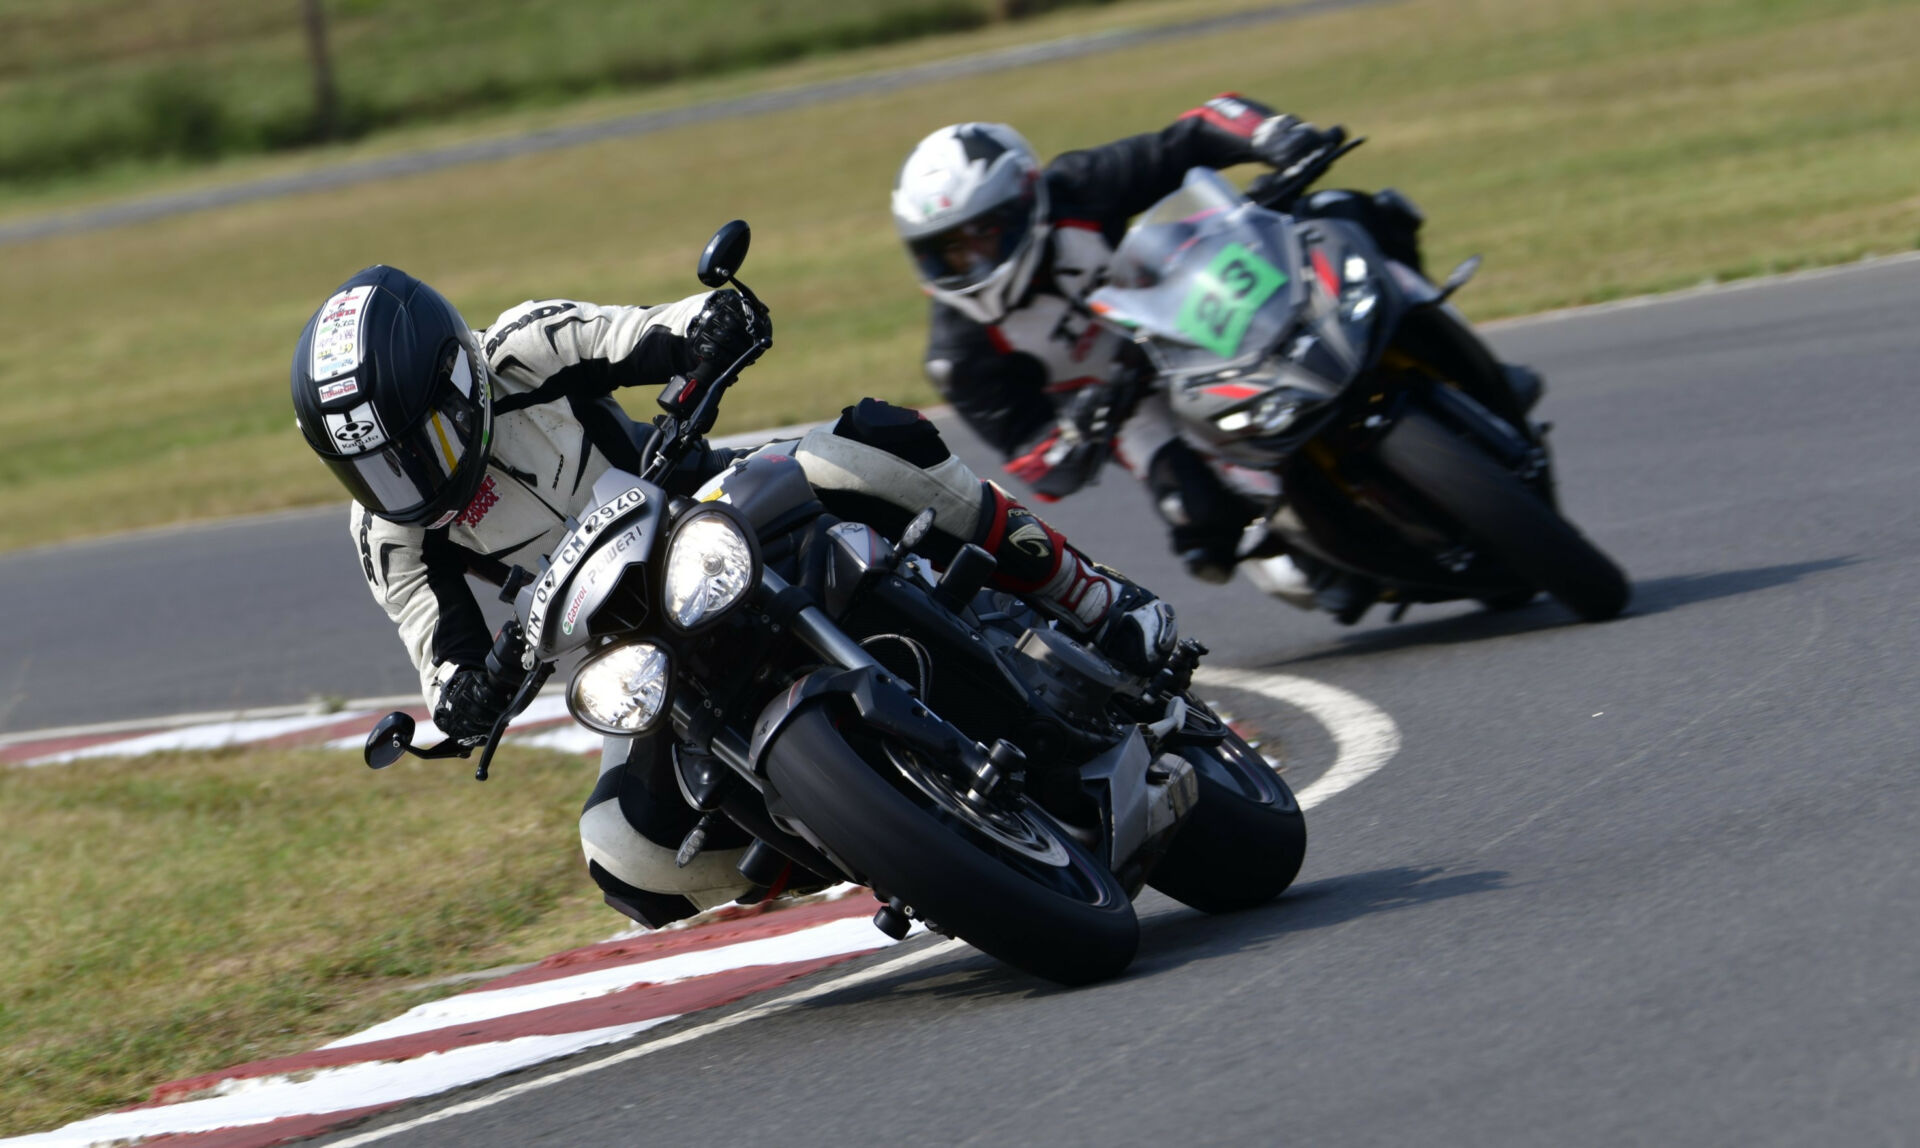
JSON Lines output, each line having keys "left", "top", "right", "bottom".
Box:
{"left": 568, "top": 642, "right": 671, "bottom": 734}
{"left": 662, "top": 509, "right": 757, "bottom": 631}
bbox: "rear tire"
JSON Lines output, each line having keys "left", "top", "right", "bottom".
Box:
{"left": 765, "top": 705, "right": 1138, "bottom": 985}
{"left": 1148, "top": 713, "right": 1306, "bottom": 914}
{"left": 1376, "top": 410, "right": 1628, "bottom": 621}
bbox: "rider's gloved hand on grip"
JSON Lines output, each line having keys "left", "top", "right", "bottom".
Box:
{"left": 688, "top": 290, "right": 762, "bottom": 379}
{"left": 434, "top": 666, "right": 515, "bottom": 742}
{"left": 1251, "top": 115, "right": 1344, "bottom": 172}
{"left": 662, "top": 291, "right": 765, "bottom": 419}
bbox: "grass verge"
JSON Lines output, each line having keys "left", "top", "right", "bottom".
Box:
{"left": 0, "top": 0, "right": 1117, "bottom": 184}
{"left": 1, "top": 0, "right": 1916, "bottom": 552}
{"left": 0, "top": 743, "right": 618, "bottom": 1137}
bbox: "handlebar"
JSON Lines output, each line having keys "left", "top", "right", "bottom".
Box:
{"left": 362, "top": 620, "right": 552, "bottom": 780}
{"left": 641, "top": 290, "right": 772, "bottom": 485}
{"left": 1245, "top": 134, "right": 1366, "bottom": 212}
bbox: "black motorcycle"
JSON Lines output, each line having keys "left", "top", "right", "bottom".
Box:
{"left": 366, "top": 222, "right": 1306, "bottom": 986}
{"left": 1085, "top": 141, "right": 1628, "bottom": 623}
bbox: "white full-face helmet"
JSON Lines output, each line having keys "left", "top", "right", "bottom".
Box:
{"left": 892, "top": 123, "right": 1050, "bottom": 326}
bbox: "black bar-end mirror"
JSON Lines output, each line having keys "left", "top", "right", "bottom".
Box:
{"left": 364, "top": 711, "right": 417, "bottom": 769}
{"left": 697, "top": 220, "right": 752, "bottom": 288}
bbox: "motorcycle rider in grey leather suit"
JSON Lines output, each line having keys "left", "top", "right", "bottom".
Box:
{"left": 290, "top": 265, "right": 1176, "bottom": 927}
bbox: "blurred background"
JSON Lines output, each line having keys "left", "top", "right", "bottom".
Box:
{"left": 0, "top": 0, "right": 1914, "bottom": 554}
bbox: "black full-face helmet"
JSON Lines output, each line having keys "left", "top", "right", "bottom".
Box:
{"left": 291, "top": 266, "right": 492, "bottom": 527}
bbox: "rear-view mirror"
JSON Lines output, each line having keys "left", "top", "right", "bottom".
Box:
{"left": 364, "top": 710, "right": 417, "bottom": 769}
{"left": 697, "top": 220, "right": 752, "bottom": 287}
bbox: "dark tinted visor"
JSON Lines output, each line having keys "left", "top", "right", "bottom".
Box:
{"left": 328, "top": 347, "right": 486, "bottom": 522}
{"left": 907, "top": 193, "right": 1036, "bottom": 290}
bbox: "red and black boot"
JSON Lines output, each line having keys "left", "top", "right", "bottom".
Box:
{"left": 976, "top": 484, "right": 1178, "bottom": 675}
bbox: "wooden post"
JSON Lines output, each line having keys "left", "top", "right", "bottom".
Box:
{"left": 301, "top": 0, "right": 339, "bottom": 141}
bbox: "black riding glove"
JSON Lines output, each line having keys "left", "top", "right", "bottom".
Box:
{"left": 690, "top": 291, "right": 763, "bottom": 377}
{"left": 661, "top": 291, "right": 765, "bottom": 418}
{"left": 435, "top": 666, "right": 515, "bottom": 742}
{"left": 1251, "top": 115, "right": 1345, "bottom": 174}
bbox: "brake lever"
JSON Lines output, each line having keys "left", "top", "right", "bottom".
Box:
{"left": 472, "top": 659, "right": 554, "bottom": 782}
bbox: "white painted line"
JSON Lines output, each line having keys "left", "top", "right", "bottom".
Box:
{"left": 324, "top": 915, "right": 894, "bottom": 1048}
{"left": 1192, "top": 667, "right": 1401, "bottom": 810}
{"left": 0, "top": 697, "right": 411, "bottom": 750}
{"left": 0, "top": 1020, "right": 674, "bottom": 1148}
{"left": 320, "top": 938, "right": 970, "bottom": 1148}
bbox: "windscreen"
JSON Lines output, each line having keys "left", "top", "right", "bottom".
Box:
{"left": 1091, "top": 169, "right": 1305, "bottom": 377}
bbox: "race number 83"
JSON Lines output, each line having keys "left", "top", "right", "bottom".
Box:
{"left": 1175, "top": 243, "right": 1288, "bottom": 359}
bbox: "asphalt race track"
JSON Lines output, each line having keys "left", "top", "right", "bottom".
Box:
{"left": 10, "top": 258, "right": 1920, "bottom": 1144}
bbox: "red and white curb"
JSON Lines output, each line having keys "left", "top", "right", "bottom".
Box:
{"left": 0, "top": 691, "right": 597, "bottom": 768}
{"left": 2, "top": 668, "right": 1398, "bottom": 1147}
{"left": 2, "top": 894, "right": 906, "bottom": 1148}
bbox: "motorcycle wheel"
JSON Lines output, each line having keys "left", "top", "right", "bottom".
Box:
{"left": 1376, "top": 410, "right": 1629, "bottom": 621}
{"left": 1148, "top": 708, "right": 1306, "bottom": 913}
{"left": 764, "top": 704, "right": 1139, "bottom": 985}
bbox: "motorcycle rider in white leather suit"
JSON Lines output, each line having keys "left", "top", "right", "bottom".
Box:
{"left": 290, "top": 265, "right": 1176, "bottom": 927}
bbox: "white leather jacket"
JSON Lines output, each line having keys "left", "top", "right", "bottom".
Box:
{"left": 351, "top": 294, "right": 710, "bottom": 709}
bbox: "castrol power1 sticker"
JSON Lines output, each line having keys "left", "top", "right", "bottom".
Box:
{"left": 311, "top": 285, "right": 374, "bottom": 382}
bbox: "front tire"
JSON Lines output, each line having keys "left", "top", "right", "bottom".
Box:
{"left": 1148, "top": 710, "right": 1307, "bottom": 913}
{"left": 1376, "top": 409, "right": 1629, "bottom": 620}
{"left": 765, "top": 705, "right": 1138, "bottom": 985}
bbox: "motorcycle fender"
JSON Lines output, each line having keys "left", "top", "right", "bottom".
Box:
{"left": 747, "top": 664, "right": 982, "bottom": 778}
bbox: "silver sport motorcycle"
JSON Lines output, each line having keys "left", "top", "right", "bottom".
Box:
{"left": 1086, "top": 147, "right": 1629, "bottom": 624}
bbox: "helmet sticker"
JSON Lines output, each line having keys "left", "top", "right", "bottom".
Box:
{"left": 311, "top": 285, "right": 375, "bottom": 381}
{"left": 449, "top": 347, "right": 475, "bottom": 398}
{"left": 325, "top": 403, "right": 389, "bottom": 453}
{"left": 317, "top": 377, "right": 361, "bottom": 404}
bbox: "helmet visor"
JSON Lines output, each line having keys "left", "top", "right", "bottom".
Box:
{"left": 326, "top": 347, "right": 487, "bottom": 523}
{"left": 907, "top": 193, "right": 1037, "bottom": 292}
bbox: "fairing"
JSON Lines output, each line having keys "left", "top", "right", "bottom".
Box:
{"left": 1091, "top": 171, "right": 1401, "bottom": 468}
{"left": 1090, "top": 169, "right": 1307, "bottom": 378}
{"left": 518, "top": 469, "right": 666, "bottom": 663}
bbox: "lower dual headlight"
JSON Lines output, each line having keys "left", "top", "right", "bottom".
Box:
{"left": 662, "top": 508, "right": 759, "bottom": 631}
{"left": 568, "top": 642, "right": 671, "bottom": 734}
{"left": 1216, "top": 388, "right": 1320, "bottom": 435}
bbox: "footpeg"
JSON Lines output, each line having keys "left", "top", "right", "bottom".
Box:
{"left": 873, "top": 896, "right": 911, "bottom": 941}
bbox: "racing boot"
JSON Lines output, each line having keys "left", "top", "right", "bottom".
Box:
{"left": 1243, "top": 551, "right": 1377, "bottom": 624}
{"left": 979, "top": 485, "right": 1178, "bottom": 675}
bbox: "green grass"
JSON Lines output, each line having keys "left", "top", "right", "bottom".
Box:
{"left": 0, "top": 0, "right": 1120, "bottom": 183}
{"left": 1, "top": 0, "right": 1917, "bottom": 552}
{"left": 0, "top": 743, "right": 622, "bottom": 1137}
